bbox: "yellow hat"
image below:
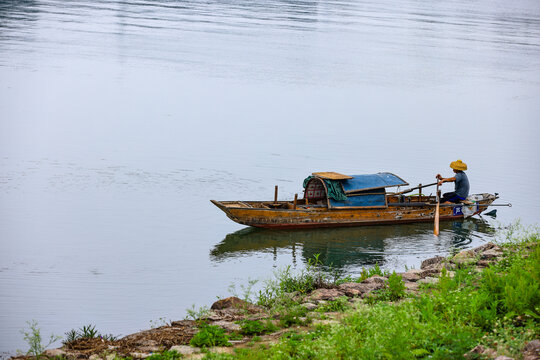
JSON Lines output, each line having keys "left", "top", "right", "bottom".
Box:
{"left": 450, "top": 159, "right": 467, "bottom": 171}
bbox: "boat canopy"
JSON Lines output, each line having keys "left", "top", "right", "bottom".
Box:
{"left": 305, "top": 172, "right": 408, "bottom": 208}
{"left": 340, "top": 173, "right": 408, "bottom": 194}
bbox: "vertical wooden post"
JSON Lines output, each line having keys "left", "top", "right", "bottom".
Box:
{"left": 274, "top": 185, "right": 278, "bottom": 204}
{"left": 293, "top": 193, "right": 298, "bottom": 210}
{"left": 418, "top": 183, "right": 422, "bottom": 202}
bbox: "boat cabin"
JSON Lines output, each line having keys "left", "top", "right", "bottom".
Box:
{"left": 304, "top": 172, "right": 408, "bottom": 209}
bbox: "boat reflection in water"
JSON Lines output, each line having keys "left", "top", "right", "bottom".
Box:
{"left": 210, "top": 218, "right": 496, "bottom": 274}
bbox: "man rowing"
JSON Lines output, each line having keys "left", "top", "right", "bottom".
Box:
{"left": 436, "top": 160, "right": 470, "bottom": 204}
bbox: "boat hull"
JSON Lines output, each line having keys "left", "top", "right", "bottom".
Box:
{"left": 211, "top": 199, "right": 493, "bottom": 229}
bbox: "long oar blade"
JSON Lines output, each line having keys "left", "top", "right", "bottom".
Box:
{"left": 434, "top": 182, "right": 440, "bottom": 236}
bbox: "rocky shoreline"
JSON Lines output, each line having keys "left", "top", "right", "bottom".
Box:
{"left": 13, "top": 241, "right": 540, "bottom": 360}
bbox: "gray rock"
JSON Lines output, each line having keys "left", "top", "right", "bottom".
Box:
{"left": 361, "top": 287, "right": 387, "bottom": 298}
{"left": 523, "top": 339, "right": 540, "bottom": 352}
{"left": 400, "top": 269, "right": 424, "bottom": 282}
{"left": 301, "top": 302, "right": 318, "bottom": 311}
{"left": 207, "top": 346, "right": 233, "bottom": 354}
{"left": 494, "top": 356, "right": 514, "bottom": 360}
{"left": 170, "top": 345, "right": 201, "bottom": 355}
{"left": 481, "top": 249, "right": 504, "bottom": 259}
{"left": 212, "top": 320, "right": 241, "bottom": 332}
{"left": 452, "top": 250, "right": 477, "bottom": 266}
{"left": 139, "top": 346, "right": 161, "bottom": 353}
{"left": 170, "top": 319, "right": 196, "bottom": 327}
{"left": 404, "top": 282, "right": 420, "bottom": 292}
{"left": 523, "top": 339, "right": 540, "bottom": 360}
{"left": 337, "top": 279, "right": 386, "bottom": 298}
{"left": 210, "top": 296, "right": 262, "bottom": 313}
{"left": 130, "top": 353, "right": 151, "bottom": 359}
{"left": 206, "top": 308, "right": 251, "bottom": 321}
{"left": 464, "top": 345, "right": 497, "bottom": 359}
{"left": 338, "top": 282, "right": 376, "bottom": 297}
{"left": 472, "top": 242, "right": 497, "bottom": 254}
{"left": 43, "top": 349, "right": 67, "bottom": 358}
{"left": 138, "top": 339, "right": 158, "bottom": 347}
{"left": 464, "top": 344, "right": 486, "bottom": 358}
{"left": 362, "top": 275, "right": 386, "bottom": 284}
{"left": 422, "top": 262, "right": 447, "bottom": 275}
{"left": 477, "top": 259, "right": 493, "bottom": 267}
{"left": 421, "top": 256, "right": 445, "bottom": 269}
{"left": 309, "top": 288, "right": 345, "bottom": 301}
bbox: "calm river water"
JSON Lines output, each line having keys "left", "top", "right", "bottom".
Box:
{"left": 1, "top": 0, "right": 540, "bottom": 353}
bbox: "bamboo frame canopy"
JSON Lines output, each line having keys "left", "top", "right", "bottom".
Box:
{"left": 312, "top": 172, "right": 353, "bottom": 180}
{"left": 340, "top": 172, "right": 409, "bottom": 193}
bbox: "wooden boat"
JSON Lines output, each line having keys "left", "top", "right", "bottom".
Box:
{"left": 211, "top": 172, "right": 503, "bottom": 229}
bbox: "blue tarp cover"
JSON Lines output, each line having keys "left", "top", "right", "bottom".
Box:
{"left": 341, "top": 173, "right": 408, "bottom": 193}
{"left": 329, "top": 194, "right": 387, "bottom": 208}
{"left": 329, "top": 188, "right": 387, "bottom": 208}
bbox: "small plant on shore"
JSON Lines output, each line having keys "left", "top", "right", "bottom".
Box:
{"left": 257, "top": 253, "right": 337, "bottom": 310}
{"left": 316, "top": 296, "right": 350, "bottom": 312}
{"left": 364, "top": 272, "right": 406, "bottom": 303}
{"left": 184, "top": 304, "right": 210, "bottom": 322}
{"left": 356, "top": 263, "right": 389, "bottom": 282}
{"left": 101, "top": 333, "right": 119, "bottom": 341}
{"left": 190, "top": 324, "right": 230, "bottom": 348}
{"left": 228, "top": 278, "right": 259, "bottom": 303}
{"left": 239, "top": 319, "right": 278, "bottom": 335}
{"left": 79, "top": 324, "right": 98, "bottom": 338}
{"left": 64, "top": 329, "right": 78, "bottom": 344}
{"left": 149, "top": 317, "right": 170, "bottom": 329}
{"left": 239, "top": 320, "right": 264, "bottom": 335}
{"left": 19, "top": 320, "right": 62, "bottom": 359}
{"left": 279, "top": 305, "right": 311, "bottom": 327}
{"left": 386, "top": 271, "right": 406, "bottom": 301}
{"left": 228, "top": 331, "right": 243, "bottom": 340}
{"left": 62, "top": 324, "right": 118, "bottom": 346}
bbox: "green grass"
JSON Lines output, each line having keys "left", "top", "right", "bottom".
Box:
{"left": 199, "top": 230, "right": 540, "bottom": 359}
{"left": 239, "top": 320, "right": 279, "bottom": 336}
{"left": 190, "top": 324, "right": 231, "bottom": 348}
{"left": 316, "top": 296, "right": 350, "bottom": 313}
{"left": 279, "top": 305, "right": 311, "bottom": 327}
{"left": 146, "top": 350, "right": 183, "bottom": 360}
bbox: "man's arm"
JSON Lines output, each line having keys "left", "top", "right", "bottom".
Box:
{"left": 436, "top": 174, "right": 456, "bottom": 186}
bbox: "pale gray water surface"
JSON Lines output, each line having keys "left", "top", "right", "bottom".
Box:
{"left": 1, "top": 0, "right": 540, "bottom": 352}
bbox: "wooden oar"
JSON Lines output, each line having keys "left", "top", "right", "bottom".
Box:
{"left": 393, "top": 181, "right": 438, "bottom": 195}
{"left": 434, "top": 181, "right": 440, "bottom": 236}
